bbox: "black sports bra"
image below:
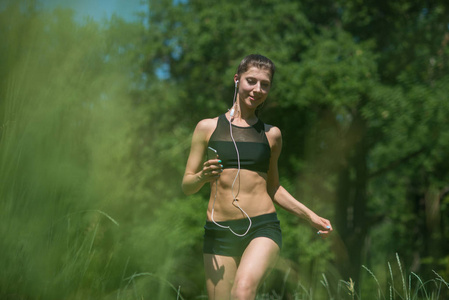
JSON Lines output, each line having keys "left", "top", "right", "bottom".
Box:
{"left": 207, "top": 114, "right": 271, "bottom": 173}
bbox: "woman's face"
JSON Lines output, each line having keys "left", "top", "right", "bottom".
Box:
{"left": 235, "top": 66, "right": 272, "bottom": 110}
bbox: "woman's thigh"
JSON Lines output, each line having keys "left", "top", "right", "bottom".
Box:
{"left": 232, "top": 237, "right": 280, "bottom": 295}
{"left": 203, "top": 254, "right": 240, "bottom": 300}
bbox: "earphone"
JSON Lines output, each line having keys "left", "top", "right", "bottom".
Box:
{"left": 230, "top": 80, "right": 239, "bottom": 117}
{"left": 210, "top": 77, "right": 252, "bottom": 237}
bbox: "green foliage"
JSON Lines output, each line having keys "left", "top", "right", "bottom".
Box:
{"left": 281, "top": 29, "right": 378, "bottom": 109}
{"left": 0, "top": 3, "right": 144, "bottom": 299}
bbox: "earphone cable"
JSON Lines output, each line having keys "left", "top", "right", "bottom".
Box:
{"left": 210, "top": 81, "right": 252, "bottom": 237}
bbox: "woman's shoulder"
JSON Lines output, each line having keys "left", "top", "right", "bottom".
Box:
{"left": 195, "top": 117, "right": 219, "bottom": 132}
{"left": 263, "top": 123, "right": 282, "bottom": 138}
{"left": 263, "top": 122, "right": 282, "bottom": 147}
{"left": 192, "top": 117, "right": 219, "bottom": 142}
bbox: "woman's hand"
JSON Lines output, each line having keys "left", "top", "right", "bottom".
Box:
{"left": 310, "top": 215, "right": 333, "bottom": 239}
{"left": 198, "top": 158, "right": 223, "bottom": 183}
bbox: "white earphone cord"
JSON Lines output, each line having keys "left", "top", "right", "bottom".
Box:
{"left": 210, "top": 81, "right": 252, "bottom": 237}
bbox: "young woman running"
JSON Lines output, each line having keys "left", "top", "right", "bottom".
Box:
{"left": 182, "top": 54, "right": 333, "bottom": 300}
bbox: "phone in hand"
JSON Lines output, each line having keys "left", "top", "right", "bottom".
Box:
{"left": 207, "top": 146, "right": 218, "bottom": 160}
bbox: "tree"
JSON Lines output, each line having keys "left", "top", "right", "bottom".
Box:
{"left": 141, "top": 0, "right": 449, "bottom": 296}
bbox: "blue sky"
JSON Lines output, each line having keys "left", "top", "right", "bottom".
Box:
{"left": 39, "top": 0, "right": 147, "bottom": 22}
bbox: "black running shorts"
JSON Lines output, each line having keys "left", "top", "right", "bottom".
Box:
{"left": 203, "top": 213, "right": 282, "bottom": 257}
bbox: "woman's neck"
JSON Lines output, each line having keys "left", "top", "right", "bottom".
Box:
{"left": 228, "top": 102, "right": 258, "bottom": 126}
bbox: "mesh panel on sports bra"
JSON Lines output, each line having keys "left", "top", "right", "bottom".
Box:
{"left": 208, "top": 115, "right": 271, "bottom": 173}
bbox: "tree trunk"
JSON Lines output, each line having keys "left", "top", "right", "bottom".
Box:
{"left": 335, "top": 114, "right": 369, "bottom": 287}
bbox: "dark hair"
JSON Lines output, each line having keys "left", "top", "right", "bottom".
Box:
{"left": 236, "top": 54, "right": 276, "bottom": 82}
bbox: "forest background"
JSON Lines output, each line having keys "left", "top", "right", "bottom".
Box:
{"left": 1, "top": 0, "right": 449, "bottom": 299}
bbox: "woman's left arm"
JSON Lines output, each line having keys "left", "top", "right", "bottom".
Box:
{"left": 266, "top": 126, "right": 333, "bottom": 238}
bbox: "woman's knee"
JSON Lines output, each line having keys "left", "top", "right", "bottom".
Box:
{"left": 231, "top": 277, "right": 257, "bottom": 300}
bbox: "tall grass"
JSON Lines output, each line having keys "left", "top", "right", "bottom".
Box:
{"left": 0, "top": 5, "right": 145, "bottom": 299}
{"left": 351, "top": 254, "right": 447, "bottom": 300}
{"left": 0, "top": 6, "right": 208, "bottom": 299}
{"left": 254, "top": 253, "right": 448, "bottom": 300}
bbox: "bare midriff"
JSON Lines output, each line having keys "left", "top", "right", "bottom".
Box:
{"left": 206, "top": 168, "right": 276, "bottom": 221}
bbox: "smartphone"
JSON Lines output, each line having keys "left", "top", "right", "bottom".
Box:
{"left": 207, "top": 146, "right": 218, "bottom": 160}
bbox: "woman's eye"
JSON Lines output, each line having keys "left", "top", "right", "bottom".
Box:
{"left": 246, "top": 78, "right": 270, "bottom": 88}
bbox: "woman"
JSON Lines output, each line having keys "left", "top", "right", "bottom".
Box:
{"left": 182, "top": 54, "right": 332, "bottom": 300}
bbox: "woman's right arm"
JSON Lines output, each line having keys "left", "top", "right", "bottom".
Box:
{"left": 182, "top": 119, "right": 222, "bottom": 195}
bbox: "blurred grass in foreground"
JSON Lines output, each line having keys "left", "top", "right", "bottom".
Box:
{"left": 0, "top": 5, "right": 139, "bottom": 299}
{"left": 0, "top": 4, "right": 208, "bottom": 299}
